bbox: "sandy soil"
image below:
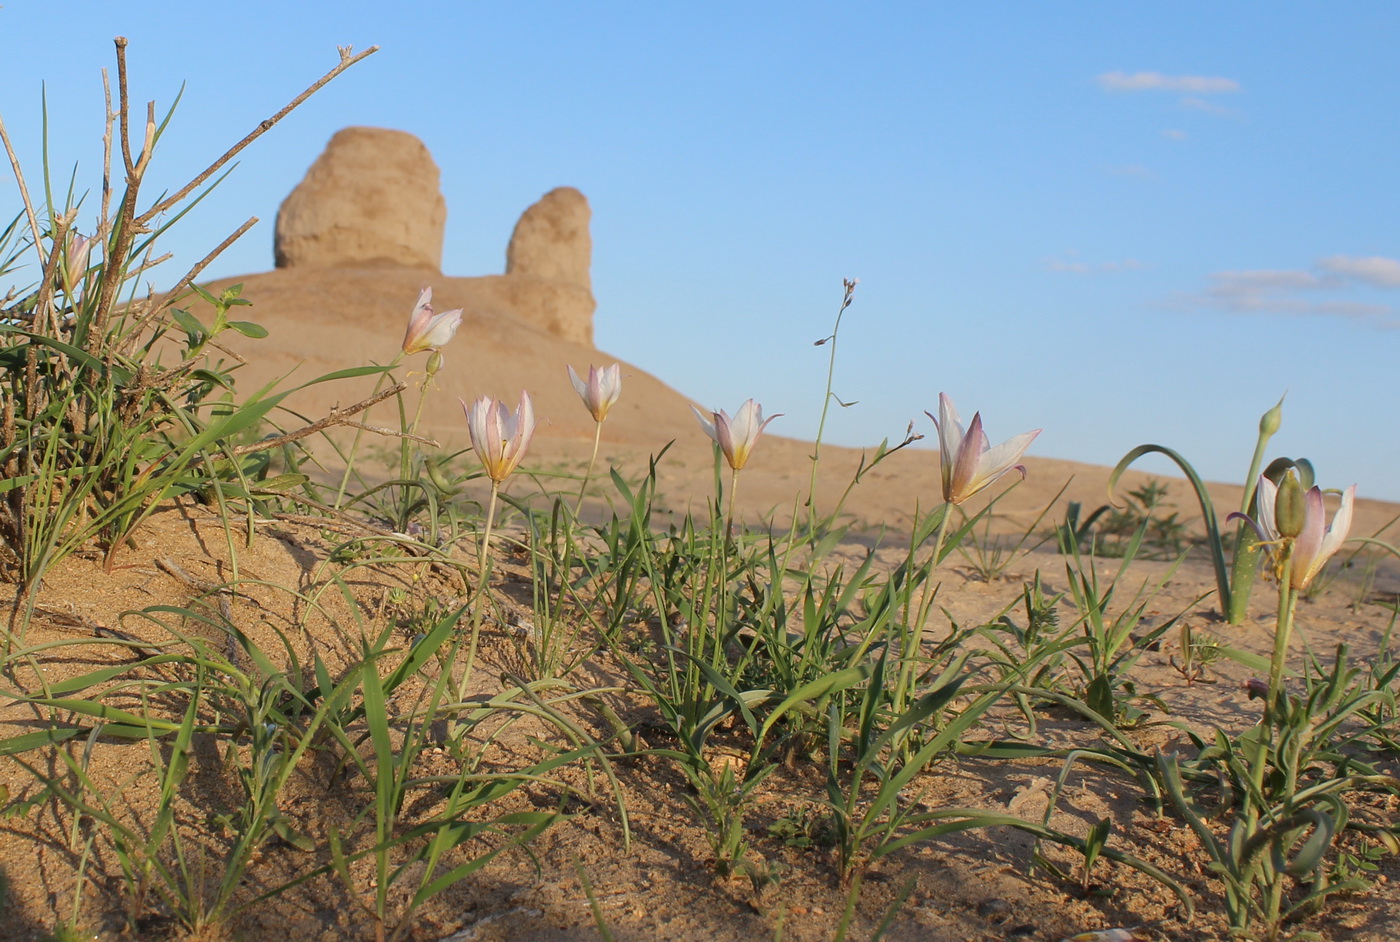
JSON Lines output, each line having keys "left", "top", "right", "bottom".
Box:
{"left": 2, "top": 432, "right": 1399, "bottom": 941}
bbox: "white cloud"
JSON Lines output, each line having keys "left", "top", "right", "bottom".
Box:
{"left": 1098, "top": 71, "right": 1241, "bottom": 94}
{"left": 1183, "top": 258, "right": 1400, "bottom": 326}
{"left": 1207, "top": 269, "right": 1323, "bottom": 302}
{"left": 1180, "top": 96, "right": 1239, "bottom": 117}
{"left": 1318, "top": 255, "right": 1400, "bottom": 288}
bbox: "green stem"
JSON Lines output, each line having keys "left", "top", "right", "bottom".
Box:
{"left": 1266, "top": 550, "right": 1297, "bottom": 725}
{"left": 724, "top": 467, "right": 740, "bottom": 543}
{"left": 575, "top": 420, "right": 602, "bottom": 518}
{"left": 1244, "top": 546, "right": 1295, "bottom": 896}
{"left": 395, "top": 363, "right": 437, "bottom": 530}
{"left": 402, "top": 364, "right": 434, "bottom": 478}
{"left": 805, "top": 284, "right": 855, "bottom": 528}
{"left": 454, "top": 480, "right": 500, "bottom": 716}
{"left": 478, "top": 481, "right": 500, "bottom": 574}
{"left": 931, "top": 501, "right": 954, "bottom": 569}
{"left": 333, "top": 354, "right": 403, "bottom": 508}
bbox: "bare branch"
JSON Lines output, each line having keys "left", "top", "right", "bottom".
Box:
{"left": 330, "top": 421, "right": 441, "bottom": 446}
{"left": 223, "top": 381, "right": 411, "bottom": 458}
{"left": 115, "top": 37, "right": 134, "bottom": 177}
{"left": 118, "top": 216, "right": 257, "bottom": 352}
{"left": 138, "top": 44, "right": 379, "bottom": 225}
{"left": 0, "top": 115, "right": 45, "bottom": 263}
{"left": 99, "top": 68, "right": 117, "bottom": 250}
{"left": 31, "top": 209, "right": 78, "bottom": 335}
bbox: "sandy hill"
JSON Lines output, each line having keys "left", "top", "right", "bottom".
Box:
{"left": 191, "top": 126, "right": 1397, "bottom": 544}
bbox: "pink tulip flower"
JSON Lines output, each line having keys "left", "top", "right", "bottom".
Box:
{"left": 691, "top": 399, "right": 781, "bottom": 471}
{"left": 465, "top": 391, "right": 535, "bottom": 482}
{"left": 928, "top": 393, "right": 1040, "bottom": 505}
{"left": 1232, "top": 474, "right": 1355, "bottom": 590}
{"left": 567, "top": 363, "right": 622, "bottom": 422}
{"left": 63, "top": 232, "right": 92, "bottom": 294}
{"left": 402, "top": 286, "right": 463, "bottom": 355}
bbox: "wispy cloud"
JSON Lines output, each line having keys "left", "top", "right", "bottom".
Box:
{"left": 1098, "top": 71, "right": 1241, "bottom": 94}
{"left": 1180, "top": 96, "right": 1239, "bottom": 117}
{"left": 1106, "top": 164, "right": 1156, "bottom": 180}
{"left": 1046, "top": 251, "right": 1145, "bottom": 274}
{"left": 1183, "top": 256, "right": 1400, "bottom": 326}
{"left": 1162, "top": 129, "right": 1188, "bottom": 141}
{"left": 1318, "top": 255, "right": 1400, "bottom": 288}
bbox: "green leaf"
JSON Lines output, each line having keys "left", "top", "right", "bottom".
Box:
{"left": 171, "top": 308, "right": 207, "bottom": 339}
{"left": 227, "top": 320, "right": 268, "bottom": 338}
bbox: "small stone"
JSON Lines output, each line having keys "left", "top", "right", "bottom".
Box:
{"left": 976, "top": 898, "right": 1013, "bottom": 923}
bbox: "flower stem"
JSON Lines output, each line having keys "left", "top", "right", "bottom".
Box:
{"left": 725, "top": 467, "right": 740, "bottom": 543}
{"left": 479, "top": 481, "right": 500, "bottom": 574}
{"left": 454, "top": 480, "right": 500, "bottom": 715}
{"left": 333, "top": 354, "right": 402, "bottom": 508}
{"left": 396, "top": 363, "right": 436, "bottom": 529}
{"left": 931, "top": 501, "right": 954, "bottom": 569}
{"left": 805, "top": 282, "right": 855, "bottom": 528}
{"left": 575, "top": 420, "right": 602, "bottom": 518}
{"left": 1266, "top": 549, "right": 1297, "bottom": 724}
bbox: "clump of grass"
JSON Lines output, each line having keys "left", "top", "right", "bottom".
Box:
{"left": 0, "top": 39, "right": 389, "bottom": 636}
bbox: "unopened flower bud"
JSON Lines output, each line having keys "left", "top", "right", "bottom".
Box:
{"left": 1259, "top": 394, "right": 1284, "bottom": 438}
{"left": 1274, "top": 470, "right": 1306, "bottom": 538}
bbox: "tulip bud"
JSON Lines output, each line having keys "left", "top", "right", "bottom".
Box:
{"left": 1274, "top": 470, "right": 1306, "bottom": 538}
{"left": 1259, "top": 394, "right": 1284, "bottom": 439}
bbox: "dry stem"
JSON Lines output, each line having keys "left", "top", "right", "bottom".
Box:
{"left": 136, "top": 44, "right": 379, "bottom": 227}
{"left": 223, "top": 382, "right": 415, "bottom": 458}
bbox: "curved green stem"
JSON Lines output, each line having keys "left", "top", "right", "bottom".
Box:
{"left": 1266, "top": 551, "right": 1297, "bottom": 725}
{"left": 479, "top": 481, "right": 500, "bottom": 574}
{"left": 333, "top": 353, "right": 403, "bottom": 508}
{"left": 454, "top": 480, "right": 501, "bottom": 718}
{"left": 805, "top": 283, "right": 855, "bottom": 526}
{"left": 931, "top": 501, "right": 954, "bottom": 568}
{"left": 724, "top": 467, "right": 740, "bottom": 542}
{"left": 574, "top": 420, "right": 602, "bottom": 518}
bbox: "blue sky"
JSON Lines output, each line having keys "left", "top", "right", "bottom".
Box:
{"left": 3, "top": 3, "right": 1398, "bottom": 499}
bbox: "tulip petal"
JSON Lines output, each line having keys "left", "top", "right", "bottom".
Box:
{"left": 691, "top": 405, "right": 719, "bottom": 444}
{"left": 567, "top": 364, "right": 589, "bottom": 401}
{"left": 1255, "top": 476, "right": 1280, "bottom": 542}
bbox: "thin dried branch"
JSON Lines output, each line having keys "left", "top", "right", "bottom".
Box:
{"left": 91, "top": 40, "right": 159, "bottom": 349}
{"left": 0, "top": 114, "right": 45, "bottom": 261}
{"left": 223, "top": 381, "right": 412, "bottom": 458}
{"left": 207, "top": 337, "right": 247, "bottom": 366}
{"left": 31, "top": 209, "right": 78, "bottom": 336}
{"left": 331, "top": 421, "right": 441, "bottom": 446}
{"left": 137, "top": 44, "right": 379, "bottom": 226}
{"left": 118, "top": 216, "right": 257, "bottom": 354}
{"left": 115, "top": 37, "right": 135, "bottom": 177}
{"left": 224, "top": 384, "right": 411, "bottom": 457}
{"left": 100, "top": 69, "right": 114, "bottom": 245}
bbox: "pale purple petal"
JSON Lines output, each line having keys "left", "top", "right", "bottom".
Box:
{"left": 691, "top": 405, "right": 719, "bottom": 444}
{"left": 1255, "top": 476, "right": 1280, "bottom": 541}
